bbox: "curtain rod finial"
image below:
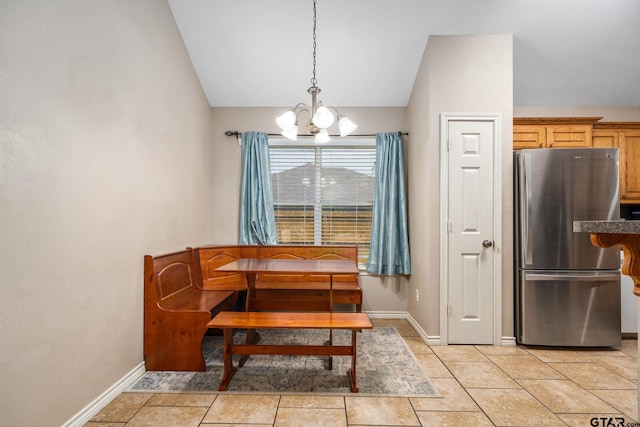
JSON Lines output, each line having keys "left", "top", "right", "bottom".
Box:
{"left": 225, "top": 130, "right": 242, "bottom": 145}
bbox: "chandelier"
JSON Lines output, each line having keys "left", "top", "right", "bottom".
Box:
{"left": 275, "top": 0, "right": 357, "bottom": 143}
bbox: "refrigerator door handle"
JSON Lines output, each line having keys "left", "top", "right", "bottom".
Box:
{"left": 524, "top": 273, "right": 620, "bottom": 282}
{"left": 522, "top": 153, "right": 533, "bottom": 266}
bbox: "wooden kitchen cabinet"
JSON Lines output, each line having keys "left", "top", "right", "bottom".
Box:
{"left": 513, "top": 117, "right": 602, "bottom": 150}
{"left": 593, "top": 123, "right": 640, "bottom": 203}
{"left": 513, "top": 124, "right": 546, "bottom": 149}
{"left": 592, "top": 129, "right": 618, "bottom": 148}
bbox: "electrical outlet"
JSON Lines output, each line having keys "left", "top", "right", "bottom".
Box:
{"left": 415, "top": 289, "right": 420, "bottom": 302}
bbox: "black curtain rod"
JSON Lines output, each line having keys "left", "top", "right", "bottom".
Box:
{"left": 225, "top": 130, "right": 408, "bottom": 138}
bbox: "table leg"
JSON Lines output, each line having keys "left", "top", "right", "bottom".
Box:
{"left": 348, "top": 330, "right": 359, "bottom": 392}
{"left": 240, "top": 272, "right": 260, "bottom": 367}
{"left": 328, "top": 274, "right": 333, "bottom": 370}
{"left": 245, "top": 272, "right": 257, "bottom": 311}
{"left": 324, "top": 329, "right": 334, "bottom": 370}
{"left": 329, "top": 273, "right": 334, "bottom": 309}
{"left": 218, "top": 328, "right": 237, "bottom": 391}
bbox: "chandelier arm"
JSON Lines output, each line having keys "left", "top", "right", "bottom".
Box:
{"left": 284, "top": 103, "right": 311, "bottom": 125}
{"left": 291, "top": 103, "right": 310, "bottom": 118}
{"left": 295, "top": 106, "right": 311, "bottom": 121}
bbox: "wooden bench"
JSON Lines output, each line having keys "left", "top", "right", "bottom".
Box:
{"left": 194, "top": 245, "right": 363, "bottom": 312}
{"left": 207, "top": 311, "right": 373, "bottom": 392}
{"left": 144, "top": 250, "right": 237, "bottom": 371}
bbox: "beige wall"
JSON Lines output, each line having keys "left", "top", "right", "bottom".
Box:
{"left": 0, "top": 1, "right": 213, "bottom": 425}
{"left": 406, "top": 35, "right": 514, "bottom": 342}
{"left": 210, "top": 106, "right": 409, "bottom": 313}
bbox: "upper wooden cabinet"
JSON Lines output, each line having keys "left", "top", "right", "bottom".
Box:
{"left": 512, "top": 124, "right": 546, "bottom": 149}
{"left": 513, "top": 117, "right": 602, "bottom": 150}
{"left": 593, "top": 122, "right": 640, "bottom": 204}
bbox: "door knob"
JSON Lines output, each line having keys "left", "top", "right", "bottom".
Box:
{"left": 482, "top": 240, "right": 493, "bottom": 248}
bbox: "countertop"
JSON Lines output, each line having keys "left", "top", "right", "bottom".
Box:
{"left": 573, "top": 220, "right": 640, "bottom": 234}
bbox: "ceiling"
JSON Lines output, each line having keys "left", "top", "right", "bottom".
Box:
{"left": 167, "top": 0, "right": 640, "bottom": 108}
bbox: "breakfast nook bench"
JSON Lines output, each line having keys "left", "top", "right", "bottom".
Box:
{"left": 144, "top": 249, "right": 237, "bottom": 371}
{"left": 207, "top": 311, "right": 373, "bottom": 392}
{"left": 144, "top": 244, "right": 364, "bottom": 373}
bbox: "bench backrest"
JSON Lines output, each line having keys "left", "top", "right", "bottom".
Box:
{"left": 256, "top": 245, "right": 358, "bottom": 283}
{"left": 144, "top": 250, "right": 199, "bottom": 309}
{"left": 193, "top": 245, "right": 258, "bottom": 290}
{"left": 194, "top": 244, "right": 359, "bottom": 288}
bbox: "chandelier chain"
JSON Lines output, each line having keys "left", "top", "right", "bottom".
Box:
{"left": 311, "top": 0, "right": 317, "bottom": 87}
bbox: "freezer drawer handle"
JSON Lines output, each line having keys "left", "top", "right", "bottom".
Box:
{"left": 525, "top": 273, "right": 619, "bottom": 282}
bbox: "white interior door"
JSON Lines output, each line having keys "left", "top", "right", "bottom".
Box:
{"left": 444, "top": 117, "right": 498, "bottom": 344}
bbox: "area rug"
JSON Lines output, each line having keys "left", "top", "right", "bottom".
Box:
{"left": 129, "top": 327, "right": 438, "bottom": 397}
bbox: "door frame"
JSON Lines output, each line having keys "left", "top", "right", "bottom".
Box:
{"left": 439, "top": 113, "right": 503, "bottom": 345}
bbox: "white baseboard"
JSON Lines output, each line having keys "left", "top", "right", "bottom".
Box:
{"left": 366, "top": 310, "right": 513, "bottom": 347}
{"left": 405, "top": 312, "right": 442, "bottom": 345}
{"left": 501, "top": 336, "right": 517, "bottom": 346}
{"left": 365, "top": 311, "right": 442, "bottom": 345}
{"left": 426, "top": 336, "right": 443, "bottom": 345}
{"left": 364, "top": 310, "right": 408, "bottom": 319}
{"left": 62, "top": 362, "right": 146, "bottom": 427}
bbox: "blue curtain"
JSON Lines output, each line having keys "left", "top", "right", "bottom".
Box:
{"left": 367, "top": 132, "right": 411, "bottom": 275}
{"left": 238, "top": 132, "right": 278, "bottom": 245}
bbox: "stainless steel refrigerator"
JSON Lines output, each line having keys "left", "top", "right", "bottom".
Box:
{"left": 515, "top": 148, "right": 621, "bottom": 347}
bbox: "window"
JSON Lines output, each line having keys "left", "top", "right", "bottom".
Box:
{"left": 270, "top": 138, "right": 376, "bottom": 266}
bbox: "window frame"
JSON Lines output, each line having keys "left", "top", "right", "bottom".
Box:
{"left": 269, "top": 136, "right": 376, "bottom": 268}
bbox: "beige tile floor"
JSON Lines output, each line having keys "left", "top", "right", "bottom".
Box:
{"left": 87, "top": 319, "right": 639, "bottom": 426}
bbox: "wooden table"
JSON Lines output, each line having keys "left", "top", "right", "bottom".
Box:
{"left": 215, "top": 258, "right": 360, "bottom": 311}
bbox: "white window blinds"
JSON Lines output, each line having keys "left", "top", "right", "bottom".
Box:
{"left": 269, "top": 138, "right": 376, "bottom": 266}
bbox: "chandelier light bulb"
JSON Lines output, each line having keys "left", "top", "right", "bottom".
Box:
{"left": 338, "top": 116, "right": 358, "bottom": 137}
{"left": 312, "top": 105, "right": 335, "bottom": 129}
{"left": 314, "top": 128, "right": 331, "bottom": 144}
{"left": 280, "top": 125, "right": 298, "bottom": 141}
{"left": 276, "top": 110, "right": 297, "bottom": 131}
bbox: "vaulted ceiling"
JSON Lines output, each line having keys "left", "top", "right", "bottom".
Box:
{"left": 167, "top": 0, "right": 640, "bottom": 108}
